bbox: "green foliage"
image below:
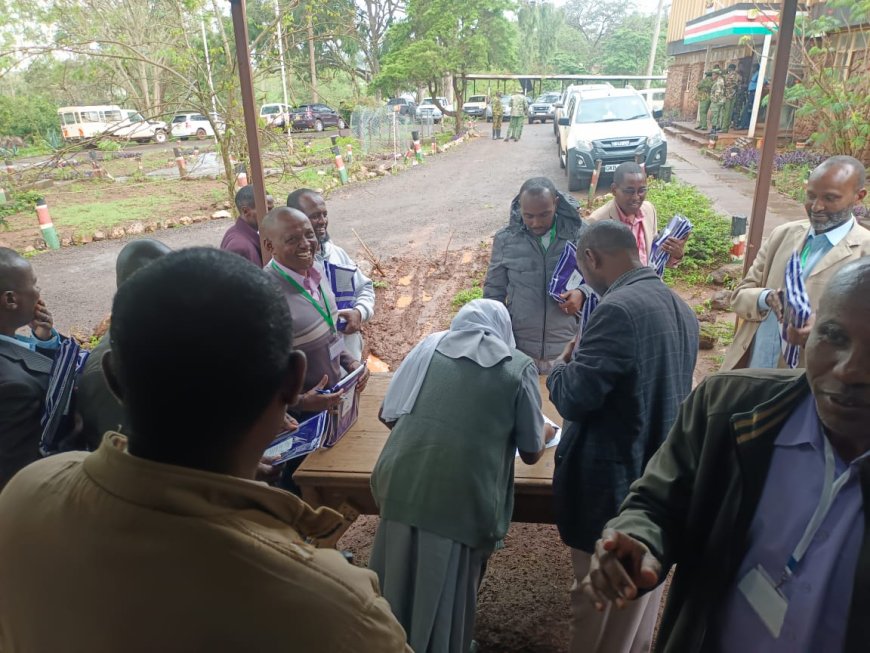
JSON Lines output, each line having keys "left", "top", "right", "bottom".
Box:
{"left": 0, "top": 94, "right": 58, "bottom": 143}
{"left": 451, "top": 285, "right": 483, "bottom": 310}
{"left": 646, "top": 179, "right": 732, "bottom": 283}
{"left": 787, "top": 1, "right": 870, "bottom": 161}
{"left": 373, "top": 280, "right": 389, "bottom": 289}
{"left": 0, "top": 190, "right": 43, "bottom": 227}
{"left": 96, "top": 139, "right": 122, "bottom": 152}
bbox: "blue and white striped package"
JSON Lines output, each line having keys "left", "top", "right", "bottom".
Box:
{"left": 781, "top": 250, "right": 812, "bottom": 369}
{"left": 649, "top": 214, "right": 693, "bottom": 277}
{"left": 39, "top": 337, "right": 89, "bottom": 456}
{"left": 264, "top": 411, "right": 328, "bottom": 465}
{"left": 323, "top": 261, "right": 357, "bottom": 311}
{"left": 548, "top": 242, "right": 584, "bottom": 303}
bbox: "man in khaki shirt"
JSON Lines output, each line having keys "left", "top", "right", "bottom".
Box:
{"left": 0, "top": 248, "right": 410, "bottom": 653}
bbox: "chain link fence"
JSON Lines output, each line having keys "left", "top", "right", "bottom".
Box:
{"left": 350, "top": 106, "right": 441, "bottom": 156}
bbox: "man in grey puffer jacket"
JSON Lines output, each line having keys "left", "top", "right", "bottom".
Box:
{"left": 484, "top": 177, "right": 587, "bottom": 373}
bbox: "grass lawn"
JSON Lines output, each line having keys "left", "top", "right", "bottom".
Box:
{"left": 50, "top": 193, "right": 179, "bottom": 235}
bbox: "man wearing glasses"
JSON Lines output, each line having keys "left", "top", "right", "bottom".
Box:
{"left": 588, "top": 162, "right": 686, "bottom": 266}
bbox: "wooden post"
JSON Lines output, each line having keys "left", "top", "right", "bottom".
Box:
{"left": 744, "top": 0, "right": 798, "bottom": 272}
{"left": 230, "top": 0, "right": 269, "bottom": 264}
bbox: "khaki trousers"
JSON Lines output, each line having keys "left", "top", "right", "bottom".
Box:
{"left": 569, "top": 549, "right": 664, "bottom": 653}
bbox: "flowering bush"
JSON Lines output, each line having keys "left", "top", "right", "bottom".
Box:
{"left": 720, "top": 146, "right": 826, "bottom": 172}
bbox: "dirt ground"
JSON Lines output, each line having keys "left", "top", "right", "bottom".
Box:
{"left": 27, "top": 121, "right": 737, "bottom": 652}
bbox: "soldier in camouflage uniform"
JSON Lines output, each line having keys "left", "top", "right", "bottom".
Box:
{"left": 506, "top": 90, "right": 529, "bottom": 142}
{"left": 709, "top": 67, "right": 726, "bottom": 134}
{"left": 721, "top": 63, "right": 739, "bottom": 132}
{"left": 731, "top": 70, "right": 747, "bottom": 130}
{"left": 491, "top": 92, "right": 504, "bottom": 140}
{"left": 695, "top": 71, "right": 713, "bottom": 130}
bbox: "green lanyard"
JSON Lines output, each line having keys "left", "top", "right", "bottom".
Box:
{"left": 270, "top": 261, "right": 336, "bottom": 333}
{"left": 800, "top": 235, "right": 816, "bottom": 268}
{"left": 538, "top": 223, "right": 557, "bottom": 252}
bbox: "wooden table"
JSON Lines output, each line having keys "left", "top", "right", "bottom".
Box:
{"left": 294, "top": 373, "right": 561, "bottom": 543}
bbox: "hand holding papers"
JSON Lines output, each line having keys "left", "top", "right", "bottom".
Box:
{"left": 318, "top": 361, "right": 368, "bottom": 447}
{"left": 548, "top": 242, "right": 600, "bottom": 338}
{"left": 781, "top": 251, "right": 812, "bottom": 369}
{"left": 516, "top": 415, "right": 561, "bottom": 458}
{"left": 649, "top": 215, "right": 693, "bottom": 277}
{"left": 265, "top": 412, "right": 329, "bottom": 465}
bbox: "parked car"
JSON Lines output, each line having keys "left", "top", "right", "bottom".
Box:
{"left": 260, "top": 103, "right": 292, "bottom": 128}
{"left": 170, "top": 112, "right": 224, "bottom": 140}
{"left": 553, "top": 83, "right": 613, "bottom": 139}
{"left": 636, "top": 88, "right": 666, "bottom": 114}
{"left": 528, "top": 92, "right": 561, "bottom": 124}
{"left": 387, "top": 97, "right": 417, "bottom": 117}
{"left": 58, "top": 105, "right": 168, "bottom": 144}
{"left": 485, "top": 96, "right": 512, "bottom": 122}
{"left": 290, "top": 104, "right": 345, "bottom": 131}
{"left": 416, "top": 97, "right": 451, "bottom": 123}
{"left": 557, "top": 87, "right": 667, "bottom": 192}
{"left": 462, "top": 95, "right": 488, "bottom": 118}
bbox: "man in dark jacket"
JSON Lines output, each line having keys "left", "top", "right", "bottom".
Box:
{"left": 0, "top": 248, "right": 61, "bottom": 489}
{"left": 582, "top": 257, "right": 870, "bottom": 653}
{"left": 547, "top": 221, "right": 698, "bottom": 652}
{"left": 484, "top": 177, "right": 586, "bottom": 373}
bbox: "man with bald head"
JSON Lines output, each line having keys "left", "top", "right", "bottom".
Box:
{"left": 723, "top": 155, "right": 870, "bottom": 370}
{"left": 583, "top": 257, "right": 870, "bottom": 652}
{"left": 287, "top": 188, "right": 375, "bottom": 360}
{"left": 547, "top": 221, "right": 698, "bottom": 652}
{"left": 0, "top": 247, "right": 61, "bottom": 488}
{"left": 76, "top": 239, "right": 171, "bottom": 449}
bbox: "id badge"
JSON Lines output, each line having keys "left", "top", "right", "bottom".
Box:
{"left": 737, "top": 564, "right": 788, "bottom": 638}
{"left": 328, "top": 336, "right": 345, "bottom": 361}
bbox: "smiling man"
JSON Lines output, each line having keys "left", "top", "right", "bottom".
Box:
{"left": 484, "top": 177, "right": 586, "bottom": 373}
{"left": 723, "top": 156, "right": 870, "bottom": 370}
{"left": 287, "top": 188, "right": 375, "bottom": 360}
{"left": 587, "top": 162, "right": 686, "bottom": 266}
{"left": 582, "top": 257, "right": 870, "bottom": 653}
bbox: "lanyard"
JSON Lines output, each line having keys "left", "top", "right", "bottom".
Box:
{"left": 800, "top": 235, "right": 815, "bottom": 268}
{"left": 538, "top": 223, "right": 557, "bottom": 252}
{"left": 270, "top": 261, "right": 336, "bottom": 333}
{"left": 780, "top": 435, "right": 851, "bottom": 585}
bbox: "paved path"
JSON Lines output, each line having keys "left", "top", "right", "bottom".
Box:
{"left": 668, "top": 138, "right": 804, "bottom": 233}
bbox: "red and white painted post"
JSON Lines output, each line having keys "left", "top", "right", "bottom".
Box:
{"left": 173, "top": 147, "right": 189, "bottom": 179}
{"left": 332, "top": 146, "right": 349, "bottom": 184}
{"left": 35, "top": 198, "right": 60, "bottom": 250}
{"left": 412, "top": 130, "right": 424, "bottom": 163}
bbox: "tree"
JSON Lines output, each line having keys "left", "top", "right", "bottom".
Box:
{"left": 598, "top": 13, "right": 668, "bottom": 76}
{"left": 786, "top": 0, "right": 870, "bottom": 161}
{"left": 374, "top": 0, "right": 518, "bottom": 131}
{"left": 516, "top": 1, "right": 564, "bottom": 73}
{"left": 563, "top": 0, "right": 634, "bottom": 62}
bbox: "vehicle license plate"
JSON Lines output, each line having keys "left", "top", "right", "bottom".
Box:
{"left": 612, "top": 140, "right": 631, "bottom": 147}
{"left": 604, "top": 164, "right": 618, "bottom": 172}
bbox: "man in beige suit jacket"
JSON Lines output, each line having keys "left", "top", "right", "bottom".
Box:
{"left": 587, "top": 162, "right": 686, "bottom": 265}
{"left": 723, "top": 155, "right": 870, "bottom": 370}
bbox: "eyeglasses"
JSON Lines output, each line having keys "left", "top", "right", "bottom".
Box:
{"left": 618, "top": 187, "right": 648, "bottom": 196}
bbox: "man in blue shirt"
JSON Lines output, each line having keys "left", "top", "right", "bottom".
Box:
{"left": 722, "top": 156, "right": 870, "bottom": 370}
{"left": 580, "top": 257, "right": 870, "bottom": 652}
{"left": 0, "top": 247, "right": 61, "bottom": 488}
{"left": 739, "top": 63, "right": 762, "bottom": 129}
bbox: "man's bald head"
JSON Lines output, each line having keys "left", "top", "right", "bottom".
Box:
{"left": 576, "top": 221, "right": 643, "bottom": 296}
{"left": 806, "top": 257, "right": 870, "bottom": 454}
{"left": 805, "top": 156, "right": 868, "bottom": 233}
{"left": 0, "top": 247, "right": 39, "bottom": 333}
{"left": 261, "top": 207, "right": 319, "bottom": 273}
{"left": 0, "top": 247, "right": 30, "bottom": 291}
{"left": 811, "top": 156, "right": 866, "bottom": 191}
{"left": 115, "top": 239, "right": 171, "bottom": 288}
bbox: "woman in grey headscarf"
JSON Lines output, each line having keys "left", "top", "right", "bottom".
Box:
{"left": 370, "top": 298, "right": 553, "bottom": 653}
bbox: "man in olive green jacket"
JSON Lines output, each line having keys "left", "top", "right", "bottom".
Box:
{"left": 581, "top": 258, "right": 870, "bottom": 653}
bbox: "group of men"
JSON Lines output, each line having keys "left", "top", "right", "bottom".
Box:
{"left": 490, "top": 89, "right": 530, "bottom": 142}
{"left": 696, "top": 61, "right": 763, "bottom": 133}
{"left": 0, "top": 152, "right": 869, "bottom": 652}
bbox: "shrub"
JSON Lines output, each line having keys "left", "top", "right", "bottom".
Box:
{"left": 0, "top": 189, "right": 43, "bottom": 228}
{"left": 451, "top": 285, "right": 483, "bottom": 310}
{"left": 646, "top": 179, "right": 732, "bottom": 283}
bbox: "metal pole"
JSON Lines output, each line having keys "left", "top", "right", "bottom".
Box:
{"left": 744, "top": 0, "right": 798, "bottom": 272}
{"left": 644, "top": 0, "right": 667, "bottom": 89}
{"left": 229, "top": 0, "right": 269, "bottom": 264}
{"left": 747, "top": 32, "right": 772, "bottom": 139}
{"left": 200, "top": 13, "right": 219, "bottom": 118}
{"left": 273, "top": 0, "right": 290, "bottom": 113}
